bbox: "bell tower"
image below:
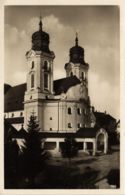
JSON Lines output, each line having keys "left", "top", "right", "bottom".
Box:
{"left": 24, "top": 17, "right": 55, "bottom": 130}
{"left": 65, "top": 34, "right": 89, "bottom": 100}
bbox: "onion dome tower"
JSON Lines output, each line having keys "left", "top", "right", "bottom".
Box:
{"left": 32, "top": 17, "right": 51, "bottom": 53}
{"left": 69, "top": 34, "right": 85, "bottom": 64}
{"left": 24, "top": 17, "right": 55, "bottom": 130}
{"left": 65, "top": 34, "right": 89, "bottom": 101}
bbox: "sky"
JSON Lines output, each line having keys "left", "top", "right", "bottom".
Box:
{"left": 4, "top": 6, "right": 120, "bottom": 119}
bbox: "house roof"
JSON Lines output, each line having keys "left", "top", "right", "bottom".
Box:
{"left": 4, "top": 119, "right": 18, "bottom": 142}
{"left": 6, "top": 117, "right": 24, "bottom": 124}
{"left": 76, "top": 127, "right": 98, "bottom": 138}
{"left": 4, "top": 76, "right": 81, "bottom": 112}
{"left": 36, "top": 127, "right": 98, "bottom": 139}
{"left": 94, "top": 112, "right": 116, "bottom": 126}
{"left": 4, "top": 83, "right": 26, "bottom": 112}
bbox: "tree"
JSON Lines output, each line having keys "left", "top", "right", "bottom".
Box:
{"left": 23, "top": 114, "right": 45, "bottom": 181}
{"left": 4, "top": 139, "right": 20, "bottom": 188}
{"left": 60, "top": 136, "right": 78, "bottom": 162}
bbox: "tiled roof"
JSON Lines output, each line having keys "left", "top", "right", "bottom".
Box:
{"left": 4, "top": 83, "right": 26, "bottom": 112}
{"left": 54, "top": 76, "right": 81, "bottom": 95}
{"left": 4, "top": 76, "right": 81, "bottom": 112}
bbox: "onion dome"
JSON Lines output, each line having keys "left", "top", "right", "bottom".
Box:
{"left": 69, "top": 34, "right": 85, "bottom": 64}
{"left": 32, "top": 17, "right": 50, "bottom": 53}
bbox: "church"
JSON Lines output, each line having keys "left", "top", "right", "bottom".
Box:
{"left": 4, "top": 18, "right": 115, "bottom": 156}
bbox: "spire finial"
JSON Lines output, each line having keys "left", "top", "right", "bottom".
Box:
{"left": 75, "top": 32, "right": 78, "bottom": 46}
{"left": 39, "top": 13, "right": 42, "bottom": 31}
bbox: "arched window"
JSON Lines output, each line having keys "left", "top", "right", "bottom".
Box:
{"left": 31, "top": 61, "right": 34, "bottom": 69}
{"left": 44, "top": 61, "right": 49, "bottom": 71}
{"left": 44, "top": 73, "right": 48, "bottom": 89}
{"left": 68, "top": 107, "right": 72, "bottom": 114}
{"left": 81, "top": 72, "right": 85, "bottom": 80}
{"left": 31, "top": 74, "right": 34, "bottom": 88}
{"left": 77, "top": 108, "right": 81, "bottom": 115}
{"left": 70, "top": 72, "right": 73, "bottom": 76}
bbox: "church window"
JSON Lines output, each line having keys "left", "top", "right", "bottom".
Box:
{"left": 31, "top": 61, "right": 34, "bottom": 69}
{"left": 31, "top": 74, "right": 34, "bottom": 88}
{"left": 77, "top": 123, "right": 80, "bottom": 128}
{"left": 44, "top": 73, "right": 48, "bottom": 89}
{"left": 68, "top": 123, "right": 72, "bottom": 128}
{"left": 50, "top": 128, "right": 52, "bottom": 131}
{"left": 81, "top": 72, "right": 85, "bottom": 80}
{"left": 70, "top": 72, "right": 73, "bottom": 76}
{"left": 77, "top": 108, "right": 81, "bottom": 115}
{"left": 68, "top": 107, "right": 72, "bottom": 114}
{"left": 44, "top": 61, "right": 49, "bottom": 71}
{"left": 50, "top": 117, "right": 52, "bottom": 120}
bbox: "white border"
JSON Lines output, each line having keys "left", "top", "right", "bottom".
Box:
{"left": 0, "top": 0, "right": 125, "bottom": 194}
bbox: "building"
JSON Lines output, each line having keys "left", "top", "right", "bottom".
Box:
{"left": 4, "top": 18, "right": 109, "bottom": 156}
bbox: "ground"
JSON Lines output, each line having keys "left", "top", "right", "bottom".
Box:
{"left": 44, "top": 145, "right": 119, "bottom": 189}
{"left": 15, "top": 145, "right": 119, "bottom": 189}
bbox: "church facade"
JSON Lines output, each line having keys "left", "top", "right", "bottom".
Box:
{"left": 5, "top": 18, "right": 111, "bottom": 156}
{"left": 5, "top": 18, "right": 95, "bottom": 132}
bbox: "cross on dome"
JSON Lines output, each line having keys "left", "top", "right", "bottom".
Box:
{"left": 75, "top": 32, "right": 78, "bottom": 46}
{"left": 39, "top": 14, "right": 42, "bottom": 31}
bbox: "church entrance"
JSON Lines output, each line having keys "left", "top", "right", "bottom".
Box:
{"left": 96, "top": 129, "right": 108, "bottom": 155}
{"left": 97, "top": 133, "right": 105, "bottom": 152}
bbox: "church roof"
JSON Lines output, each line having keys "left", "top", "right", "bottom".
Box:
{"left": 54, "top": 76, "right": 81, "bottom": 95}
{"left": 4, "top": 76, "right": 80, "bottom": 112}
